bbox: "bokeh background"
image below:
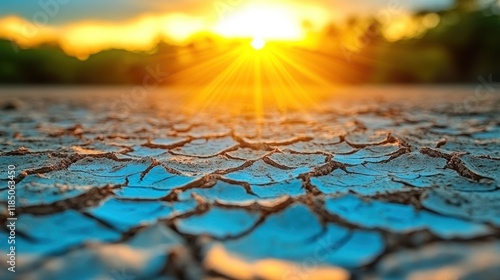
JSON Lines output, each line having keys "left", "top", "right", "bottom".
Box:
{"left": 0, "top": 0, "right": 499, "bottom": 85}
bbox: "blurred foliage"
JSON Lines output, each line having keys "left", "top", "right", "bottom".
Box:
{"left": 0, "top": 0, "right": 499, "bottom": 84}
{"left": 369, "top": 7, "right": 500, "bottom": 83}
{"left": 0, "top": 41, "right": 180, "bottom": 84}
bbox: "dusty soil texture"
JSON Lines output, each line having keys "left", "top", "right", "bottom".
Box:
{"left": 0, "top": 87, "right": 499, "bottom": 280}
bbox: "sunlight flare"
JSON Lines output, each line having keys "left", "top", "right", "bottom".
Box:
{"left": 213, "top": 4, "right": 305, "bottom": 41}
{"left": 251, "top": 37, "right": 266, "bottom": 50}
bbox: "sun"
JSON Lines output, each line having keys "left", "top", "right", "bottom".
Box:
{"left": 213, "top": 4, "right": 304, "bottom": 41}
{"left": 251, "top": 37, "right": 266, "bottom": 50}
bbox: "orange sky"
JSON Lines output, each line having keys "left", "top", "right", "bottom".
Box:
{"left": 0, "top": 0, "right": 451, "bottom": 59}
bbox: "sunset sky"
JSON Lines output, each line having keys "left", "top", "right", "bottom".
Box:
{"left": 0, "top": 0, "right": 454, "bottom": 58}
{"left": 0, "top": 0, "right": 453, "bottom": 23}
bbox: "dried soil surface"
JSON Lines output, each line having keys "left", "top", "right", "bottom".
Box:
{"left": 0, "top": 87, "right": 499, "bottom": 280}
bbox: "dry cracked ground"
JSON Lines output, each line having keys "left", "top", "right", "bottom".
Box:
{"left": 0, "top": 87, "right": 499, "bottom": 280}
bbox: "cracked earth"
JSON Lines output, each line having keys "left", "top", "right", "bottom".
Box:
{"left": 0, "top": 87, "right": 499, "bottom": 280}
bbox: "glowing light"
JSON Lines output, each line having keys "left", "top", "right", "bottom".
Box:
{"left": 0, "top": 16, "right": 57, "bottom": 48}
{"left": 251, "top": 37, "right": 266, "bottom": 50}
{"left": 0, "top": 1, "right": 334, "bottom": 58}
{"left": 204, "top": 244, "right": 350, "bottom": 280}
{"left": 161, "top": 13, "right": 206, "bottom": 42}
{"left": 213, "top": 4, "right": 304, "bottom": 40}
{"left": 0, "top": 14, "right": 208, "bottom": 59}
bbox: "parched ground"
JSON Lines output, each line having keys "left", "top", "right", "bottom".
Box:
{"left": 0, "top": 86, "right": 499, "bottom": 280}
